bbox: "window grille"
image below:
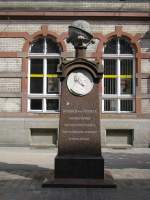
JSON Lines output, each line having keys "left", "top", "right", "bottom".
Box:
{"left": 28, "top": 38, "right": 61, "bottom": 112}
{"left": 102, "top": 37, "right": 135, "bottom": 113}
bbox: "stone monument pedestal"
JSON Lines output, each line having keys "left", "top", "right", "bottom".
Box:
{"left": 42, "top": 20, "right": 116, "bottom": 188}
{"left": 42, "top": 57, "right": 116, "bottom": 187}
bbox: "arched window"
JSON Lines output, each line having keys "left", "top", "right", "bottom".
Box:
{"left": 102, "top": 37, "right": 135, "bottom": 113}
{"left": 28, "top": 37, "right": 61, "bottom": 112}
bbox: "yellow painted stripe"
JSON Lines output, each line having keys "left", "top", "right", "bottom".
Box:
{"left": 120, "top": 75, "right": 132, "bottom": 79}
{"left": 30, "top": 74, "right": 58, "bottom": 78}
{"left": 104, "top": 75, "right": 117, "bottom": 78}
{"left": 47, "top": 74, "right": 58, "bottom": 78}
{"left": 30, "top": 74, "right": 43, "bottom": 78}
{"left": 104, "top": 75, "right": 132, "bottom": 79}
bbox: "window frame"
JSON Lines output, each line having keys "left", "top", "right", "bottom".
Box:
{"left": 28, "top": 38, "right": 61, "bottom": 113}
{"left": 102, "top": 37, "right": 136, "bottom": 113}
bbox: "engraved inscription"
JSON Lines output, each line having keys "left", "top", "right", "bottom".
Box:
{"left": 63, "top": 131, "right": 97, "bottom": 134}
{"left": 63, "top": 109, "right": 97, "bottom": 113}
{"left": 64, "top": 123, "right": 96, "bottom": 127}
{"left": 69, "top": 117, "right": 91, "bottom": 120}
{"left": 62, "top": 107, "right": 98, "bottom": 144}
{"left": 68, "top": 137, "right": 90, "bottom": 141}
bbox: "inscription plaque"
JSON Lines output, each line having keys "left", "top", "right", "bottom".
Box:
{"left": 58, "top": 76, "right": 101, "bottom": 155}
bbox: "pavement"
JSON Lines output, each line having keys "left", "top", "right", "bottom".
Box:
{"left": 0, "top": 147, "right": 150, "bottom": 200}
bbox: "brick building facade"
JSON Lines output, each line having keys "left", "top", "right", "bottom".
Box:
{"left": 0, "top": 0, "right": 150, "bottom": 147}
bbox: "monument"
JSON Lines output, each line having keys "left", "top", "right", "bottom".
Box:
{"left": 43, "top": 20, "right": 116, "bottom": 187}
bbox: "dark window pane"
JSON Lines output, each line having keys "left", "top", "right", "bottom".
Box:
{"left": 47, "top": 99, "right": 59, "bottom": 111}
{"left": 104, "top": 59, "right": 117, "bottom": 75}
{"left": 47, "top": 78, "right": 59, "bottom": 94}
{"left": 121, "top": 60, "right": 133, "bottom": 75}
{"left": 104, "top": 59, "right": 117, "bottom": 94}
{"left": 121, "top": 79, "right": 133, "bottom": 94}
{"left": 104, "top": 78, "right": 117, "bottom": 94}
{"left": 30, "top": 38, "right": 44, "bottom": 53}
{"left": 120, "top": 38, "right": 133, "bottom": 54}
{"left": 46, "top": 38, "right": 60, "bottom": 53}
{"left": 31, "top": 99, "right": 42, "bottom": 110}
{"left": 120, "top": 59, "right": 133, "bottom": 95}
{"left": 121, "top": 100, "right": 133, "bottom": 111}
{"left": 47, "top": 59, "right": 59, "bottom": 74}
{"left": 30, "top": 78, "right": 43, "bottom": 93}
{"left": 31, "top": 59, "right": 43, "bottom": 74}
{"left": 104, "top": 99, "right": 117, "bottom": 111}
{"left": 104, "top": 38, "right": 117, "bottom": 54}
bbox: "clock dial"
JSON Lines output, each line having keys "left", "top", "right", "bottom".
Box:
{"left": 67, "top": 69, "right": 94, "bottom": 96}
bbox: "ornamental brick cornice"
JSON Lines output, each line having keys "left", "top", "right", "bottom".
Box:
{"left": 0, "top": 1, "right": 149, "bottom": 18}
{"left": 0, "top": 1, "right": 149, "bottom": 12}
{"left": 0, "top": 12, "right": 149, "bottom": 21}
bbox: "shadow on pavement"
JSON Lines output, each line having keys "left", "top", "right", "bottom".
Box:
{"left": 103, "top": 153, "right": 150, "bottom": 169}
{"left": 0, "top": 160, "right": 150, "bottom": 200}
{"left": 0, "top": 162, "right": 51, "bottom": 182}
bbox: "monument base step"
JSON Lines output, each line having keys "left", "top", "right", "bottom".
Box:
{"left": 55, "top": 155, "right": 104, "bottom": 179}
{"left": 42, "top": 170, "right": 116, "bottom": 188}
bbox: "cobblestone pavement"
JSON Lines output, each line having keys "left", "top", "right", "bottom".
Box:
{"left": 0, "top": 147, "right": 150, "bottom": 200}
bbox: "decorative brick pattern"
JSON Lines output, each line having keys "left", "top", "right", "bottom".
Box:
{"left": 0, "top": 58, "right": 22, "bottom": 72}
{"left": 141, "top": 59, "right": 150, "bottom": 73}
{"left": 123, "top": 24, "right": 150, "bottom": 35}
{"left": 0, "top": 24, "right": 41, "bottom": 34}
{"left": 0, "top": 38, "right": 25, "bottom": 51}
{"left": 0, "top": 78, "right": 21, "bottom": 93}
{"left": 141, "top": 79, "right": 150, "bottom": 94}
{"left": 0, "top": 23, "right": 147, "bottom": 116}
{"left": 48, "top": 23, "right": 69, "bottom": 34}
{"left": 0, "top": 98, "right": 21, "bottom": 112}
{"left": 141, "top": 99, "right": 150, "bottom": 113}
{"left": 91, "top": 24, "right": 115, "bottom": 35}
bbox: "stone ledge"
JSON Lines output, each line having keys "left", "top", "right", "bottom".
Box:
{"left": 42, "top": 169, "right": 116, "bottom": 188}
{"left": 0, "top": 1, "right": 149, "bottom": 12}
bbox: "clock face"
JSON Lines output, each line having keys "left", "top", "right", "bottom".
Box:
{"left": 67, "top": 69, "right": 94, "bottom": 96}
